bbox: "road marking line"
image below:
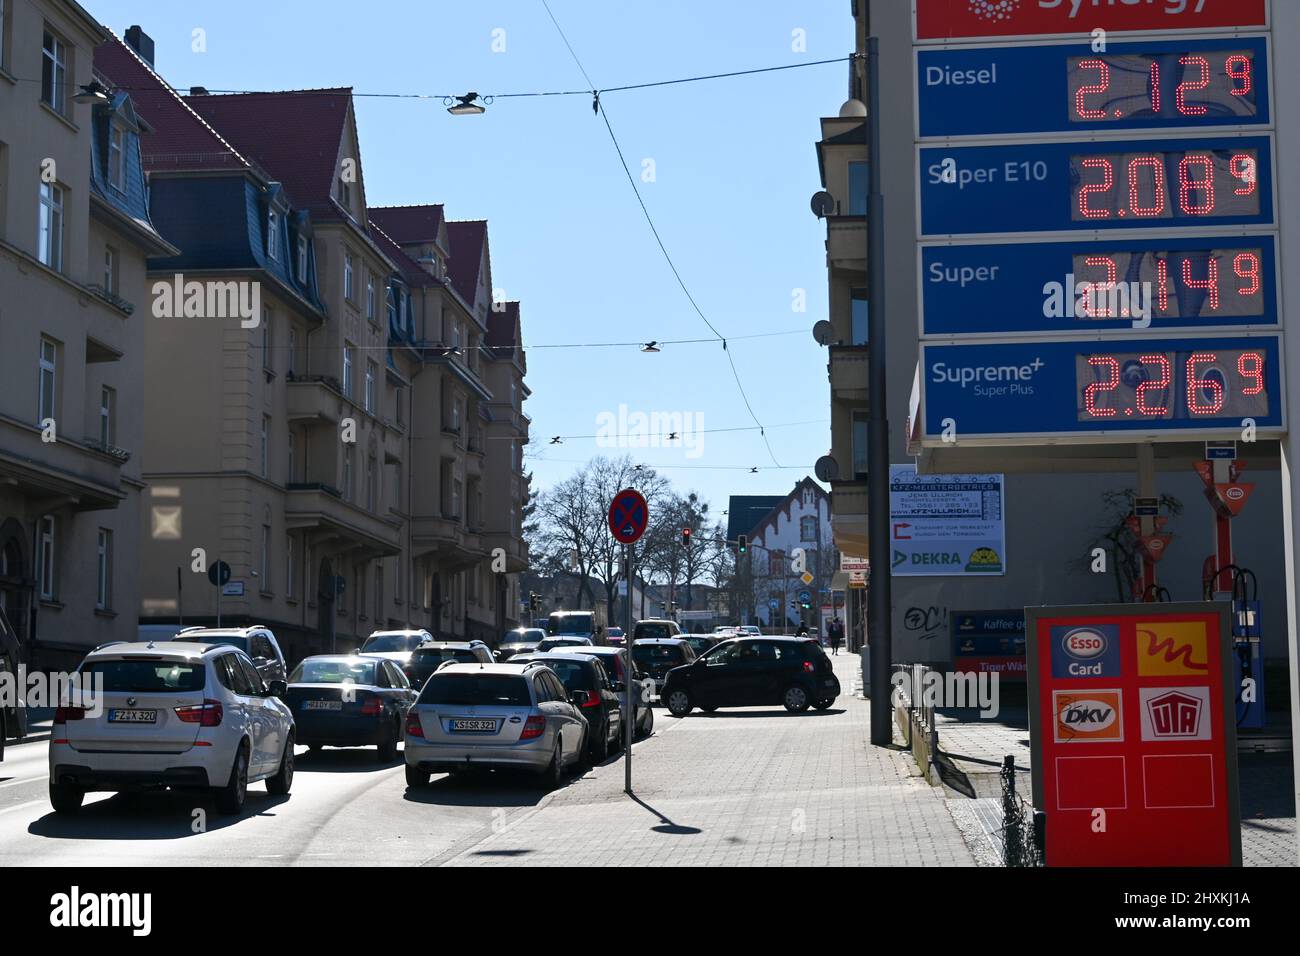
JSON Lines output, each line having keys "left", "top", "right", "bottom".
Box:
{"left": 0, "top": 799, "right": 46, "bottom": 816}
{"left": 0, "top": 775, "right": 46, "bottom": 790}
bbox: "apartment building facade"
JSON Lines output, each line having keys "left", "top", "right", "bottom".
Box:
{"left": 91, "top": 28, "right": 530, "bottom": 663}
{"left": 0, "top": 1, "right": 176, "bottom": 668}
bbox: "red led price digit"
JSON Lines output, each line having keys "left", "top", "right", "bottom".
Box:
{"left": 1075, "top": 59, "right": 1110, "bottom": 119}
{"left": 1082, "top": 256, "right": 1118, "bottom": 317}
{"left": 1128, "top": 156, "right": 1167, "bottom": 217}
{"left": 1181, "top": 257, "right": 1220, "bottom": 311}
{"left": 1176, "top": 55, "right": 1210, "bottom": 116}
{"left": 1085, "top": 356, "right": 1120, "bottom": 417}
{"left": 1238, "top": 352, "right": 1265, "bottom": 396}
{"left": 1225, "top": 55, "right": 1252, "bottom": 97}
{"left": 1179, "top": 155, "right": 1215, "bottom": 215}
{"left": 1234, "top": 252, "right": 1261, "bottom": 296}
{"left": 1156, "top": 257, "right": 1170, "bottom": 313}
{"left": 1078, "top": 158, "right": 1114, "bottom": 220}
{"left": 1148, "top": 62, "right": 1161, "bottom": 113}
{"left": 1187, "top": 352, "right": 1225, "bottom": 415}
{"left": 1136, "top": 355, "right": 1172, "bottom": 416}
{"left": 1231, "top": 154, "right": 1257, "bottom": 196}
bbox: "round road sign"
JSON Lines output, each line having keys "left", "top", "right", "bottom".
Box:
{"left": 608, "top": 488, "right": 649, "bottom": 545}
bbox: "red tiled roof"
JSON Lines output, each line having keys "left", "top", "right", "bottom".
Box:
{"left": 184, "top": 88, "right": 353, "bottom": 216}
{"left": 94, "top": 35, "right": 250, "bottom": 173}
{"left": 487, "top": 302, "right": 519, "bottom": 348}
{"left": 368, "top": 205, "right": 445, "bottom": 247}
{"left": 445, "top": 219, "right": 487, "bottom": 307}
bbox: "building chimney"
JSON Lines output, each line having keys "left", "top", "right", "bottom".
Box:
{"left": 189, "top": 87, "right": 209, "bottom": 96}
{"left": 124, "top": 25, "right": 155, "bottom": 67}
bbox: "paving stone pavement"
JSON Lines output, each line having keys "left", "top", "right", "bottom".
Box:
{"left": 435, "top": 653, "right": 977, "bottom": 867}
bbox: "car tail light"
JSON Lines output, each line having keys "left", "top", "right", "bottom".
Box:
{"left": 53, "top": 706, "right": 86, "bottom": 724}
{"left": 405, "top": 711, "right": 424, "bottom": 737}
{"left": 803, "top": 661, "right": 815, "bottom": 673}
{"left": 174, "top": 699, "right": 223, "bottom": 727}
{"left": 578, "top": 691, "right": 601, "bottom": 709}
{"left": 520, "top": 715, "right": 546, "bottom": 740}
{"left": 359, "top": 696, "right": 384, "bottom": 716}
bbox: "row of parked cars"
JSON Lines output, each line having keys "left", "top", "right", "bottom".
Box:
{"left": 44, "top": 619, "right": 839, "bottom": 815}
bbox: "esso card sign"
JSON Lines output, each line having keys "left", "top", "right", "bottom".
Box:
{"left": 915, "top": 0, "right": 1267, "bottom": 43}
{"left": 1025, "top": 603, "right": 1240, "bottom": 866}
{"left": 917, "top": 37, "right": 1270, "bottom": 138}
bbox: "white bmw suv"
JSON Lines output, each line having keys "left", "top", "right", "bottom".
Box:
{"left": 49, "top": 641, "right": 295, "bottom": 815}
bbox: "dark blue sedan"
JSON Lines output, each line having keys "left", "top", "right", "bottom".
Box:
{"left": 285, "top": 656, "right": 416, "bottom": 761}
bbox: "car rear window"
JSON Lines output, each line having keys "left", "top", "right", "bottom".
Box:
{"left": 538, "top": 660, "right": 595, "bottom": 691}
{"left": 83, "top": 659, "right": 206, "bottom": 693}
{"left": 634, "top": 644, "right": 683, "bottom": 665}
{"left": 412, "top": 648, "right": 478, "bottom": 666}
{"left": 634, "top": 623, "right": 675, "bottom": 641}
{"left": 419, "top": 674, "right": 531, "bottom": 706}
{"left": 290, "top": 660, "right": 378, "bottom": 684}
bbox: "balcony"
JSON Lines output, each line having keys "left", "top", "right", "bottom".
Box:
{"left": 826, "top": 217, "right": 867, "bottom": 268}
{"left": 0, "top": 414, "right": 126, "bottom": 511}
{"left": 410, "top": 510, "right": 485, "bottom": 569}
{"left": 829, "top": 479, "right": 869, "bottom": 557}
{"left": 285, "top": 483, "right": 401, "bottom": 557}
{"left": 829, "top": 346, "right": 869, "bottom": 403}
{"left": 483, "top": 531, "right": 528, "bottom": 573}
{"left": 286, "top": 376, "right": 345, "bottom": 424}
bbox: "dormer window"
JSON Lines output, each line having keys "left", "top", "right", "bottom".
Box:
{"left": 297, "top": 235, "right": 309, "bottom": 280}
{"left": 267, "top": 209, "right": 279, "bottom": 261}
{"left": 337, "top": 175, "right": 350, "bottom": 210}
{"left": 107, "top": 124, "right": 125, "bottom": 192}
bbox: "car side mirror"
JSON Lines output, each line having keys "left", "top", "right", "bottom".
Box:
{"left": 611, "top": 681, "right": 624, "bottom": 693}
{"left": 266, "top": 679, "right": 288, "bottom": 699}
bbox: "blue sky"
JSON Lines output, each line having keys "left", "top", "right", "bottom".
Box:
{"left": 94, "top": 0, "right": 848, "bottom": 516}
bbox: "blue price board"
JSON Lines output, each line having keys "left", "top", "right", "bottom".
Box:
{"left": 921, "top": 335, "right": 1283, "bottom": 440}
{"left": 919, "top": 135, "right": 1274, "bottom": 236}
{"left": 921, "top": 235, "right": 1279, "bottom": 336}
{"left": 917, "top": 37, "right": 1270, "bottom": 138}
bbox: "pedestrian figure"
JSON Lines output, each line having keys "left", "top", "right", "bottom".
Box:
{"left": 830, "top": 617, "right": 844, "bottom": 655}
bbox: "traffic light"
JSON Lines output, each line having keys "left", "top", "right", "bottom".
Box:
{"left": 682, "top": 527, "right": 692, "bottom": 545}
{"left": 738, "top": 534, "right": 747, "bottom": 555}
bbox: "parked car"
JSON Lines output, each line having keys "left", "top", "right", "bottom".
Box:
{"left": 136, "top": 624, "right": 184, "bottom": 643}
{"left": 173, "top": 626, "right": 287, "bottom": 686}
{"left": 681, "top": 634, "right": 720, "bottom": 657}
{"left": 285, "top": 656, "right": 416, "bottom": 760}
{"left": 508, "top": 653, "right": 622, "bottom": 762}
{"left": 403, "top": 662, "right": 587, "bottom": 789}
{"left": 405, "top": 641, "right": 494, "bottom": 689}
{"left": 606, "top": 626, "right": 625, "bottom": 645}
{"left": 632, "top": 619, "right": 682, "bottom": 642}
{"left": 497, "top": 627, "right": 545, "bottom": 661}
{"left": 48, "top": 641, "right": 294, "bottom": 815}
{"left": 631, "top": 638, "right": 697, "bottom": 700}
{"left": 661, "top": 637, "right": 841, "bottom": 717}
{"left": 736, "top": 625, "right": 762, "bottom": 637}
{"left": 359, "top": 629, "right": 433, "bottom": 671}
{"left": 537, "top": 635, "right": 593, "bottom": 653}
{"left": 571, "top": 646, "right": 654, "bottom": 740}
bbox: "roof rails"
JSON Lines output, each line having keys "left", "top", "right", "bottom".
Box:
{"left": 89, "top": 640, "right": 128, "bottom": 653}
{"left": 177, "top": 625, "right": 208, "bottom": 633}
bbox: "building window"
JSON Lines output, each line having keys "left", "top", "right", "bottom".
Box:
{"left": 364, "top": 361, "right": 376, "bottom": 413}
{"left": 452, "top": 478, "right": 462, "bottom": 519}
{"left": 342, "top": 344, "right": 353, "bottom": 397}
{"left": 344, "top": 445, "right": 355, "bottom": 501}
{"left": 852, "top": 411, "right": 868, "bottom": 479}
{"left": 260, "top": 524, "right": 271, "bottom": 593}
{"left": 287, "top": 430, "right": 295, "bottom": 483}
{"left": 266, "top": 209, "right": 279, "bottom": 261}
{"left": 337, "top": 174, "right": 350, "bottom": 210}
{"left": 366, "top": 275, "right": 375, "bottom": 321}
{"left": 851, "top": 288, "right": 868, "bottom": 345}
{"left": 367, "top": 455, "right": 377, "bottom": 511}
{"left": 103, "top": 246, "right": 117, "bottom": 295}
{"left": 394, "top": 557, "right": 402, "bottom": 603}
{"left": 374, "top": 565, "right": 383, "bottom": 622}
{"left": 800, "top": 516, "right": 818, "bottom": 542}
{"left": 107, "top": 124, "right": 125, "bottom": 192}
{"left": 395, "top": 387, "right": 404, "bottom": 426}
{"left": 96, "top": 529, "right": 112, "bottom": 609}
{"left": 37, "top": 337, "right": 57, "bottom": 423}
{"left": 261, "top": 309, "right": 272, "bottom": 370}
{"left": 0, "top": 0, "right": 8, "bottom": 72}
{"left": 37, "top": 181, "right": 63, "bottom": 270}
{"left": 99, "top": 386, "right": 115, "bottom": 446}
{"left": 41, "top": 30, "right": 66, "bottom": 114}
{"left": 260, "top": 415, "right": 270, "bottom": 479}
{"left": 344, "top": 252, "right": 354, "bottom": 300}
{"left": 37, "top": 515, "right": 55, "bottom": 601}
{"left": 297, "top": 235, "right": 309, "bottom": 281}
{"left": 287, "top": 327, "right": 297, "bottom": 376}
{"left": 286, "top": 533, "right": 296, "bottom": 599}
{"left": 848, "top": 161, "right": 868, "bottom": 216}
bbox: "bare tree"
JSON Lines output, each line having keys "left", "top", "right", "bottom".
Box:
{"left": 1081, "top": 489, "right": 1184, "bottom": 602}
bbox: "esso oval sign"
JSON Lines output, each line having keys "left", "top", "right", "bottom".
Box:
{"left": 1062, "top": 627, "right": 1107, "bottom": 661}
{"left": 1225, "top": 487, "right": 1246, "bottom": 501}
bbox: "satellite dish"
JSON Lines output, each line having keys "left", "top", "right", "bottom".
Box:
{"left": 814, "top": 455, "right": 840, "bottom": 483}
{"left": 810, "top": 190, "right": 836, "bottom": 219}
{"left": 812, "top": 320, "right": 834, "bottom": 346}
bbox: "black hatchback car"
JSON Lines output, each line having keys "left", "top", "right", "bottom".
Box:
{"left": 660, "top": 637, "right": 839, "bottom": 716}
{"left": 508, "top": 653, "right": 624, "bottom": 762}
{"left": 632, "top": 638, "right": 696, "bottom": 701}
{"left": 405, "top": 641, "right": 494, "bottom": 690}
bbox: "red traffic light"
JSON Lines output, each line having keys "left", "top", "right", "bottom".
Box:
{"left": 682, "top": 527, "right": 692, "bottom": 540}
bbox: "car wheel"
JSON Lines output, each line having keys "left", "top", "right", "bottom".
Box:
{"left": 266, "top": 733, "right": 295, "bottom": 795}
{"left": 378, "top": 723, "right": 399, "bottom": 762}
{"left": 215, "top": 743, "right": 250, "bottom": 815}
{"left": 49, "top": 780, "right": 84, "bottom": 814}
{"left": 665, "top": 688, "right": 692, "bottom": 717}
{"left": 814, "top": 698, "right": 834, "bottom": 710}
{"left": 542, "top": 739, "right": 564, "bottom": 790}
{"left": 405, "top": 764, "right": 430, "bottom": 788}
{"left": 640, "top": 706, "right": 654, "bottom": 739}
{"left": 588, "top": 719, "right": 609, "bottom": 764}
{"left": 783, "top": 685, "right": 811, "bottom": 713}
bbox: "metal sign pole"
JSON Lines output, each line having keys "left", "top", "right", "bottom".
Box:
{"left": 624, "top": 542, "right": 634, "bottom": 794}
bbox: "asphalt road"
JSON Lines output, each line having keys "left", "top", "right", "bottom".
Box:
{"left": 0, "top": 731, "right": 582, "bottom": 866}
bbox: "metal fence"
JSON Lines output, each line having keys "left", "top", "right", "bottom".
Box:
{"left": 1000, "top": 755, "right": 1045, "bottom": 867}
{"left": 892, "top": 662, "right": 939, "bottom": 781}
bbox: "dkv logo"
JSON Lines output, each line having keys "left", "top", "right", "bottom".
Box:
{"left": 1052, "top": 689, "right": 1124, "bottom": 743}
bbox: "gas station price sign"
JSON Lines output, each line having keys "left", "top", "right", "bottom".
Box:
{"left": 1076, "top": 347, "right": 1270, "bottom": 422}
{"left": 919, "top": 136, "right": 1274, "bottom": 236}
{"left": 917, "top": 37, "right": 1270, "bottom": 138}
{"left": 1024, "top": 604, "right": 1240, "bottom": 867}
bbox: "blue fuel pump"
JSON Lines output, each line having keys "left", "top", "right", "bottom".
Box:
{"left": 1229, "top": 567, "right": 1266, "bottom": 730}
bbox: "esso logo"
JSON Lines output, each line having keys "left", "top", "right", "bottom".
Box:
{"left": 1063, "top": 627, "right": 1107, "bottom": 660}
{"left": 1226, "top": 487, "right": 1245, "bottom": 501}
{"left": 1147, "top": 539, "right": 1165, "bottom": 552}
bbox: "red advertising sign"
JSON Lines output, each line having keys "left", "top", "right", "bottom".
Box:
{"left": 1025, "top": 603, "right": 1240, "bottom": 866}
{"left": 915, "top": 0, "right": 1267, "bottom": 42}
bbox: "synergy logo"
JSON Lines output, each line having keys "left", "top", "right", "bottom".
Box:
{"left": 968, "top": 0, "right": 1021, "bottom": 22}
{"left": 1053, "top": 689, "right": 1123, "bottom": 743}
{"left": 1137, "top": 621, "right": 1210, "bottom": 676}
{"left": 1140, "top": 686, "right": 1212, "bottom": 741}
{"left": 1050, "top": 624, "right": 1121, "bottom": 678}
